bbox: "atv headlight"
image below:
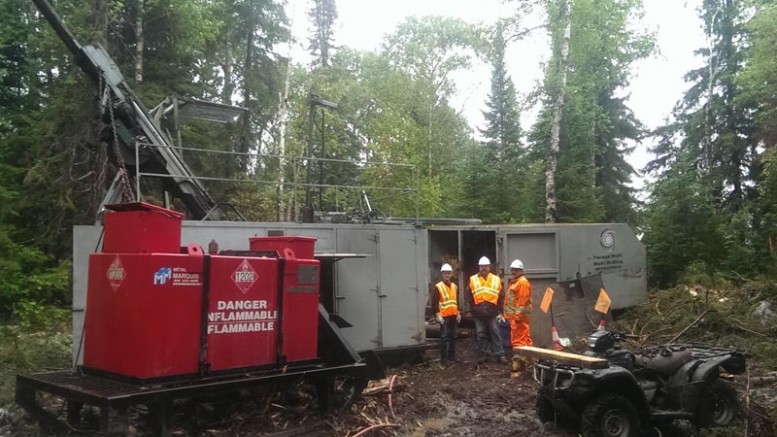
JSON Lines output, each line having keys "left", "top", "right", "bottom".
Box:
{"left": 587, "top": 330, "right": 614, "bottom": 353}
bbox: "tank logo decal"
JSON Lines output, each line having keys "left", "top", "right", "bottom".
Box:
{"left": 153, "top": 267, "right": 172, "bottom": 285}
{"left": 107, "top": 256, "right": 125, "bottom": 291}
{"left": 151, "top": 267, "right": 201, "bottom": 286}
{"left": 232, "top": 259, "right": 257, "bottom": 294}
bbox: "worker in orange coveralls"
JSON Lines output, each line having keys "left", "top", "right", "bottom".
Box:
{"left": 504, "top": 259, "right": 533, "bottom": 373}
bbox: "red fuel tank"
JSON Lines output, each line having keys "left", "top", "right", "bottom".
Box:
{"left": 205, "top": 256, "right": 280, "bottom": 371}
{"left": 101, "top": 202, "right": 183, "bottom": 254}
{"left": 83, "top": 247, "right": 205, "bottom": 379}
{"left": 249, "top": 236, "right": 316, "bottom": 259}
{"left": 280, "top": 257, "right": 320, "bottom": 362}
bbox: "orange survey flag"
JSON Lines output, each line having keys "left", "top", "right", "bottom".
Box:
{"left": 595, "top": 287, "right": 612, "bottom": 314}
{"left": 540, "top": 287, "right": 554, "bottom": 314}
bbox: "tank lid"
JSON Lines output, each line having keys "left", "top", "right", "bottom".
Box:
{"left": 104, "top": 202, "right": 184, "bottom": 219}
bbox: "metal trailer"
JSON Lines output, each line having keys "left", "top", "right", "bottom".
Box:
{"left": 73, "top": 221, "right": 429, "bottom": 364}
{"left": 426, "top": 223, "right": 646, "bottom": 347}
{"left": 73, "top": 221, "right": 645, "bottom": 361}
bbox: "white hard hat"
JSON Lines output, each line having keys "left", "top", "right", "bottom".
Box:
{"left": 478, "top": 256, "right": 491, "bottom": 265}
{"left": 440, "top": 263, "right": 453, "bottom": 272}
{"left": 510, "top": 259, "right": 524, "bottom": 269}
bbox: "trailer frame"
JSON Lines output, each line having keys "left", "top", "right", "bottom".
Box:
{"left": 16, "top": 360, "right": 366, "bottom": 436}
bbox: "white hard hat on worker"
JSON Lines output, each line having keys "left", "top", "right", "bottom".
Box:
{"left": 440, "top": 263, "right": 453, "bottom": 272}
{"left": 510, "top": 259, "right": 524, "bottom": 270}
{"left": 478, "top": 256, "right": 491, "bottom": 265}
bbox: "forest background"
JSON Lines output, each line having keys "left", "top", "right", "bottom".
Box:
{"left": 1, "top": 0, "right": 777, "bottom": 342}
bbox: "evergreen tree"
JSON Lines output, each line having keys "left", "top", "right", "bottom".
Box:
{"left": 479, "top": 21, "right": 524, "bottom": 222}
{"left": 308, "top": 0, "right": 338, "bottom": 68}
{"left": 644, "top": 0, "right": 761, "bottom": 283}
{"left": 739, "top": 2, "right": 777, "bottom": 269}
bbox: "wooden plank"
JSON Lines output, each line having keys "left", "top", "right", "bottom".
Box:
{"left": 514, "top": 346, "right": 609, "bottom": 369}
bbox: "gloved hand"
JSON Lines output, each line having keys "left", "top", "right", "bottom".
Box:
{"left": 456, "top": 314, "right": 462, "bottom": 323}
{"left": 496, "top": 314, "right": 506, "bottom": 324}
{"left": 435, "top": 313, "right": 444, "bottom": 325}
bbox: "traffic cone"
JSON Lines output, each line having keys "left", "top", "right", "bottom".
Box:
{"left": 551, "top": 326, "right": 564, "bottom": 351}
{"left": 597, "top": 317, "right": 606, "bottom": 331}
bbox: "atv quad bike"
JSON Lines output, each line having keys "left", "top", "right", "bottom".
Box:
{"left": 517, "top": 330, "right": 746, "bottom": 437}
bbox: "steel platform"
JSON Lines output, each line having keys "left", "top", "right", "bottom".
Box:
{"left": 17, "top": 362, "right": 366, "bottom": 436}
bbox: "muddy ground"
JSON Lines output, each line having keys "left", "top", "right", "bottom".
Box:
{"left": 10, "top": 329, "right": 573, "bottom": 437}
{"left": 185, "top": 330, "right": 567, "bottom": 437}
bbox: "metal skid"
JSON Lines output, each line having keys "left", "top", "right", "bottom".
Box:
{"left": 16, "top": 360, "right": 366, "bottom": 436}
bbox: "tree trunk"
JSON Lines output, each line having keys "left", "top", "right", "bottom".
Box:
{"left": 134, "top": 0, "right": 144, "bottom": 85}
{"left": 546, "top": 0, "right": 571, "bottom": 224}
{"left": 221, "top": 36, "right": 233, "bottom": 105}
{"left": 704, "top": 3, "right": 721, "bottom": 170}
{"left": 91, "top": 0, "right": 108, "bottom": 46}
{"left": 277, "top": 58, "right": 291, "bottom": 221}
{"left": 241, "top": 15, "right": 255, "bottom": 175}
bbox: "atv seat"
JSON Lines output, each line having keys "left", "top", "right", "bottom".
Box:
{"left": 636, "top": 348, "right": 692, "bottom": 377}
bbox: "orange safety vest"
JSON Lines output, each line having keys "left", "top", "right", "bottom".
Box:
{"left": 435, "top": 281, "right": 459, "bottom": 317}
{"left": 468, "top": 273, "right": 501, "bottom": 306}
{"left": 504, "top": 275, "right": 532, "bottom": 321}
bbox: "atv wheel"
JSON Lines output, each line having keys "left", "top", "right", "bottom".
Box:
{"left": 580, "top": 394, "right": 640, "bottom": 437}
{"left": 695, "top": 380, "right": 739, "bottom": 428}
{"left": 535, "top": 390, "right": 560, "bottom": 423}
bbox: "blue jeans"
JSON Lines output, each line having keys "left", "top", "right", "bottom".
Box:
{"left": 474, "top": 315, "right": 504, "bottom": 358}
{"left": 440, "top": 316, "right": 457, "bottom": 361}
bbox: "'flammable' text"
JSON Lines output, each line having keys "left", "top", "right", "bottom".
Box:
{"left": 207, "top": 299, "right": 277, "bottom": 335}
{"left": 207, "top": 321, "right": 275, "bottom": 334}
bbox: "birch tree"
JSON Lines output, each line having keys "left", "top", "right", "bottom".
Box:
{"left": 545, "top": 0, "right": 570, "bottom": 223}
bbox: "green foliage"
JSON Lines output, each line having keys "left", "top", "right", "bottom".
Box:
{"left": 449, "top": 143, "right": 502, "bottom": 221}
{"left": 0, "top": 320, "right": 71, "bottom": 407}
{"left": 738, "top": 3, "right": 777, "bottom": 147}
{"left": 642, "top": 157, "right": 726, "bottom": 288}
{"left": 526, "top": 0, "right": 653, "bottom": 224}
{"left": 0, "top": 239, "right": 71, "bottom": 317}
{"left": 643, "top": 0, "right": 776, "bottom": 287}
{"left": 678, "top": 261, "right": 733, "bottom": 291}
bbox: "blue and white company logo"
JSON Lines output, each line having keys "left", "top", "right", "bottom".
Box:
{"left": 154, "top": 267, "right": 173, "bottom": 285}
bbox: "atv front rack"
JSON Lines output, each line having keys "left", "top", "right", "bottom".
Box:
{"left": 533, "top": 363, "right": 577, "bottom": 390}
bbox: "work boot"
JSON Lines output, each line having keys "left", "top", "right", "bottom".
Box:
{"left": 512, "top": 357, "right": 525, "bottom": 372}
{"left": 477, "top": 356, "right": 487, "bottom": 365}
{"left": 498, "top": 356, "right": 509, "bottom": 365}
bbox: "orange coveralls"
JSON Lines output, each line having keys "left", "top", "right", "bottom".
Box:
{"left": 505, "top": 274, "right": 533, "bottom": 348}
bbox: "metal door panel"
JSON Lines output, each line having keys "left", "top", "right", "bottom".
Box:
{"left": 503, "top": 231, "right": 558, "bottom": 276}
{"left": 378, "top": 229, "right": 423, "bottom": 348}
{"left": 334, "top": 228, "right": 381, "bottom": 351}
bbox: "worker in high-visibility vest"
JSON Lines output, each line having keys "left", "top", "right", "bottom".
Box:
{"left": 432, "top": 263, "right": 461, "bottom": 364}
{"left": 504, "top": 259, "right": 533, "bottom": 373}
{"left": 466, "top": 256, "right": 507, "bottom": 364}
